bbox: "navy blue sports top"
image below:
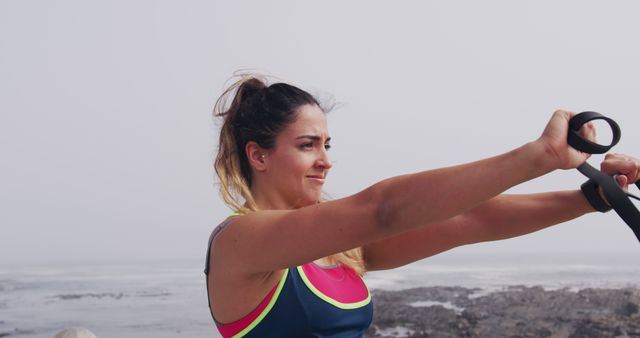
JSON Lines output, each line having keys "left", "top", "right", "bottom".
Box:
{"left": 204, "top": 217, "right": 374, "bottom": 338}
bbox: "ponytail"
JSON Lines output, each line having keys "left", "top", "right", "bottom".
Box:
{"left": 213, "top": 74, "right": 267, "bottom": 214}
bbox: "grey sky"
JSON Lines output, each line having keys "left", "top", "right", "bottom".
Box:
{"left": 1, "top": 0, "right": 639, "bottom": 266}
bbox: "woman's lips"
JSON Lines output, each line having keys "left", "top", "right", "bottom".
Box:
{"left": 306, "top": 175, "right": 325, "bottom": 184}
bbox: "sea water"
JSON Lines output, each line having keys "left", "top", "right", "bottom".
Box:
{"left": 1, "top": 253, "right": 638, "bottom": 338}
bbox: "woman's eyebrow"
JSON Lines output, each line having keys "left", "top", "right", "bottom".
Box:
{"left": 296, "top": 135, "right": 331, "bottom": 142}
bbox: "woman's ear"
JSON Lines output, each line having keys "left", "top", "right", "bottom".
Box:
{"left": 245, "top": 141, "right": 268, "bottom": 172}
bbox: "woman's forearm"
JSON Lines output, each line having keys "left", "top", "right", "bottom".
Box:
{"left": 369, "top": 140, "right": 556, "bottom": 234}
{"left": 362, "top": 190, "right": 596, "bottom": 271}
{"left": 459, "top": 190, "right": 596, "bottom": 244}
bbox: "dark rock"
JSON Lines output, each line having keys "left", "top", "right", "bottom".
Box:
{"left": 365, "top": 286, "right": 640, "bottom": 338}
{"left": 617, "top": 301, "right": 639, "bottom": 316}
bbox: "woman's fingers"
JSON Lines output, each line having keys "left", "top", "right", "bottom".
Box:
{"left": 578, "top": 121, "right": 596, "bottom": 143}
{"left": 539, "top": 110, "right": 591, "bottom": 170}
{"left": 616, "top": 175, "right": 629, "bottom": 191}
{"left": 601, "top": 153, "right": 640, "bottom": 185}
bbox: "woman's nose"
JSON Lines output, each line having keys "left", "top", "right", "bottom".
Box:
{"left": 315, "top": 150, "right": 333, "bottom": 169}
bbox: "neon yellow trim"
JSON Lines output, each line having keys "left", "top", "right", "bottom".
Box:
{"left": 231, "top": 269, "right": 289, "bottom": 338}
{"left": 296, "top": 266, "right": 371, "bottom": 309}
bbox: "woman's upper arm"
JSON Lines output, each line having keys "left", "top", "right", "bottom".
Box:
{"left": 212, "top": 190, "right": 388, "bottom": 277}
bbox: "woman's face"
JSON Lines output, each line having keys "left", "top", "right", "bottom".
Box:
{"left": 266, "top": 104, "right": 332, "bottom": 208}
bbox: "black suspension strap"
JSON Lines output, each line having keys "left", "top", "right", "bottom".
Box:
{"left": 567, "top": 111, "right": 640, "bottom": 243}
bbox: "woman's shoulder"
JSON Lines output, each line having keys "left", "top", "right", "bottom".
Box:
{"left": 212, "top": 214, "right": 233, "bottom": 232}
{"left": 209, "top": 212, "right": 243, "bottom": 242}
{"left": 204, "top": 213, "right": 244, "bottom": 274}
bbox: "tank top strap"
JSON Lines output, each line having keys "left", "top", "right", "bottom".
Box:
{"left": 204, "top": 213, "right": 240, "bottom": 275}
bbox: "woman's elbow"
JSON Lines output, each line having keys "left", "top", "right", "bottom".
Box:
{"left": 357, "top": 181, "right": 397, "bottom": 232}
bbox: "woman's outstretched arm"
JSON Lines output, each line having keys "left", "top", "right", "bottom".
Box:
{"left": 212, "top": 111, "right": 588, "bottom": 277}
{"left": 363, "top": 152, "right": 640, "bottom": 271}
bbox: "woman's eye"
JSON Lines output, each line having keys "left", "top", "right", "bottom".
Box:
{"left": 324, "top": 144, "right": 331, "bottom": 150}
{"left": 300, "top": 143, "right": 313, "bottom": 149}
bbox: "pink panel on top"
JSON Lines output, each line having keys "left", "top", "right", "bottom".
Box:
{"left": 216, "top": 281, "right": 279, "bottom": 338}
{"left": 300, "top": 263, "right": 369, "bottom": 303}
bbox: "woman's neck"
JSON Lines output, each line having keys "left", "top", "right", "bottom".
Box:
{"left": 250, "top": 181, "right": 297, "bottom": 210}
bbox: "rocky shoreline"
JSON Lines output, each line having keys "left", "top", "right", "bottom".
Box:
{"left": 365, "top": 286, "right": 640, "bottom": 338}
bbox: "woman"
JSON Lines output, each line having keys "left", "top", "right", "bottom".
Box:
{"left": 205, "top": 74, "right": 639, "bottom": 338}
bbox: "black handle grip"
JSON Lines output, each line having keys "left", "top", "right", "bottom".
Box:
{"left": 567, "top": 111, "right": 621, "bottom": 154}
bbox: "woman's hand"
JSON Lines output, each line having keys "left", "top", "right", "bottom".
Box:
{"left": 536, "top": 110, "right": 595, "bottom": 170}
{"left": 600, "top": 153, "right": 640, "bottom": 189}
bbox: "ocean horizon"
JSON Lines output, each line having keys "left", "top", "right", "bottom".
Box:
{"left": 2, "top": 252, "right": 638, "bottom": 338}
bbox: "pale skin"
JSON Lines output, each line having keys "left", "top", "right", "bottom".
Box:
{"left": 208, "top": 105, "right": 640, "bottom": 323}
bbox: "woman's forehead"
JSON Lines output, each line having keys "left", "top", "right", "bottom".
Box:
{"left": 284, "top": 105, "right": 329, "bottom": 137}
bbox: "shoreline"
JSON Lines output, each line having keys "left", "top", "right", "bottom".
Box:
{"left": 2, "top": 256, "right": 640, "bottom": 338}
{"left": 2, "top": 284, "right": 639, "bottom": 338}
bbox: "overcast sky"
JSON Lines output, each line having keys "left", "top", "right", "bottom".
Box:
{"left": 1, "top": 1, "right": 639, "bottom": 266}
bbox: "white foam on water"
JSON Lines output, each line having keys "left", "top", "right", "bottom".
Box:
{"left": 408, "top": 300, "right": 465, "bottom": 314}
{"left": 375, "top": 325, "right": 415, "bottom": 338}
